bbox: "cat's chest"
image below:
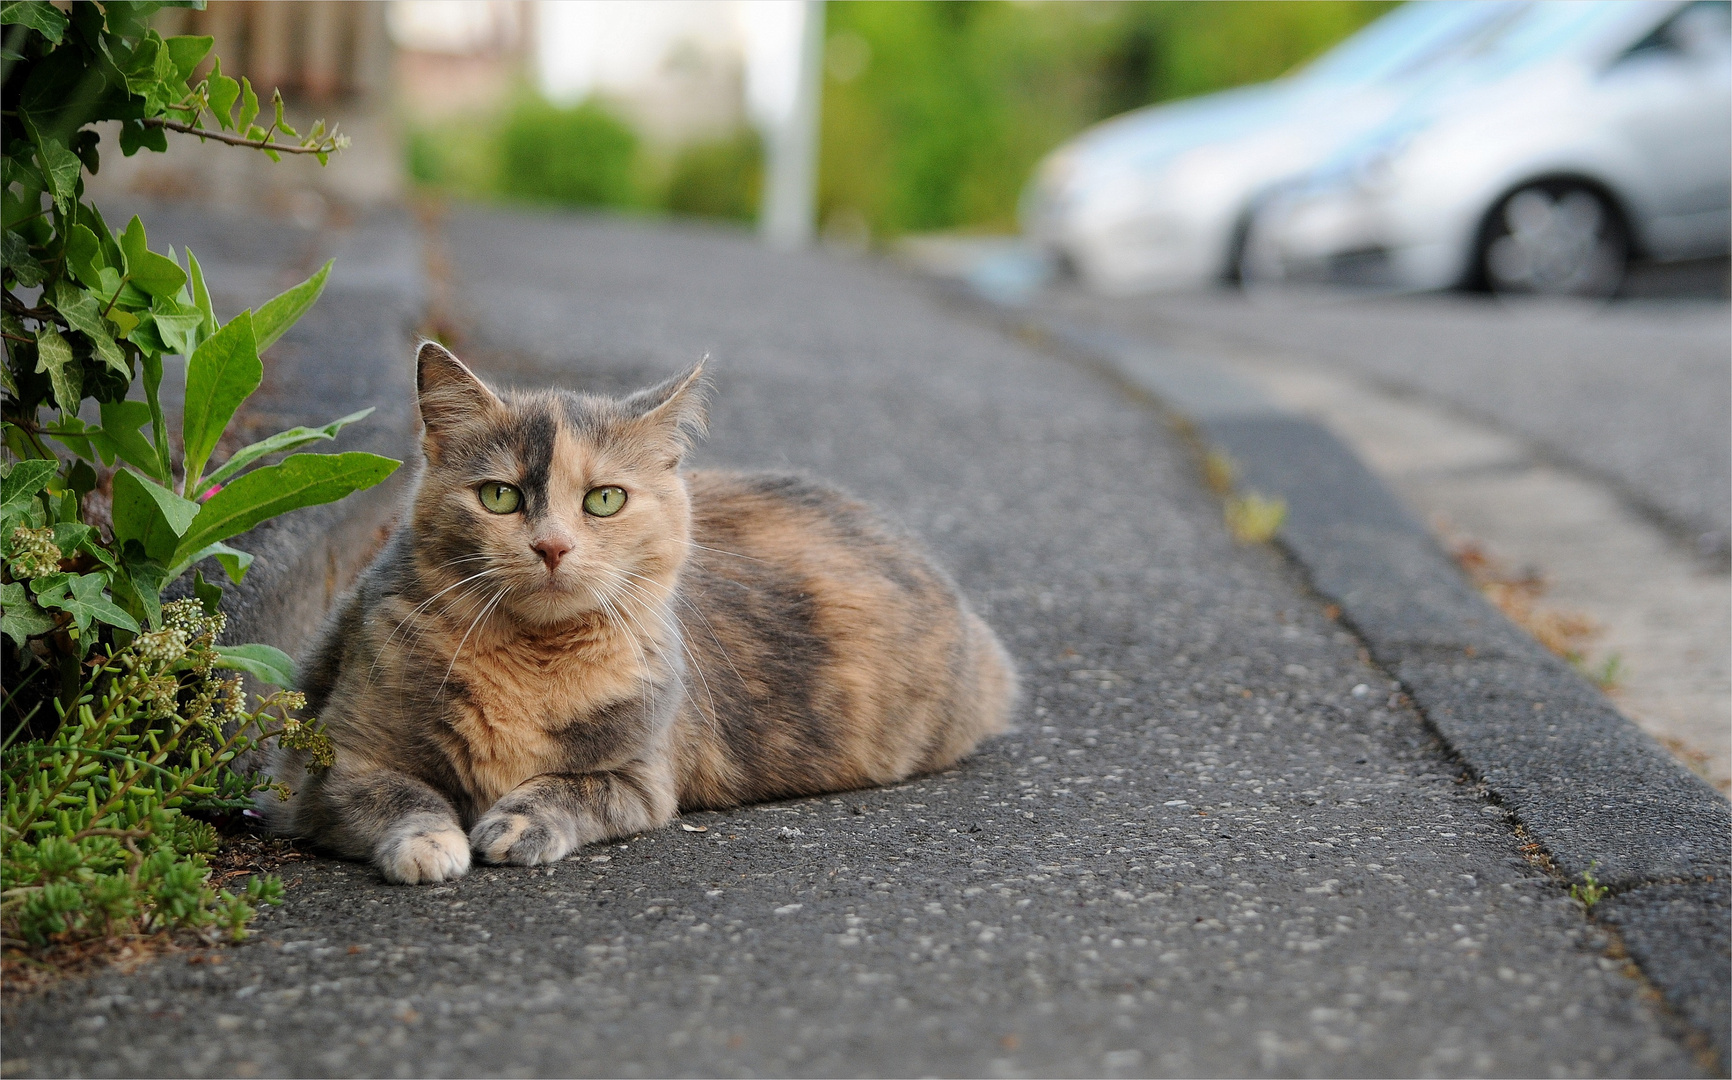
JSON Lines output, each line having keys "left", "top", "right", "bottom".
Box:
{"left": 441, "top": 631, "right": 648, "bottom": 797}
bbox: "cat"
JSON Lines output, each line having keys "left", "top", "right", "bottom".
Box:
{"left": 257, "top": 342, "right": 1018, "bottom": 884}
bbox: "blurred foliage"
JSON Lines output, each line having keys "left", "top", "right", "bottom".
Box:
{"left": 819, "top": 0, "right": 1396, "bottom": 239}
{"left": 405, "top": 1, "right": 1392, "bottom": 236}
{"left": 665, "top": 128, "right": 763, "bottom": 223}
{"left": 407, "top": 93, "right": 760, "bottom": 223}
{"left": 497, "top": 98, "right": 640, "bottom": 208}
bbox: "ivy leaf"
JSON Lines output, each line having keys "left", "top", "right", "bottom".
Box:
{"left": 181, "top": 311, "right": 260, "bottom": 488}
{"left": 164, "top": 35, "right": 212, "bottom": 86}
{"left": 237, "top": 76, "right": 259, "bottom": 132}
{"left": 97, "top": 400, "right": 167, "bottom": 479}
{"left": 0, "top": 1, "right": 70, "bottom": 44}
{"left": 1, "top": 459, "right": 57, "bottom": 518}
{"left": 35, "top": 572, "right": 139, "bottom": 634}
{"left": 36, "top": 139, "right": 81, "bottom": 213}
{"left": 64, "top": 223, "right": 107, "bottom": 290}
{"left": 1, "top": 581, "right": 58, "bottom": 647}
{"left": 2, "top": 230, "right": 45, "bottom": 288}
{"left": 33, "top": 324, "right": 81, "bottom": 414}
{"left": 111, "top": 468, "right": 198, "bottom": 564}
{"left": 150, "top": 292, "right": 203, "bottom": 356}
{"left": 171, "top": 452, "right": 400, "bottom": 572}
{"left": 51, "top": 281, "right": 128, "bottom": 377}
{"left": 213, "top": 643, "right": 295, "bottom": 688}
{"left": 207, "top": 58, "right": 240, "bottom": 132}
{"left": 119, "top": 215, "right": 187, "bottom": 297}
{"left": 254, "top": 260, "right": 331, "bottom": 352}
{"left": 205, "top": 407, "right": 374, "bottom": 488}
{"left": 272, "top": 88, "right": 298, "bottom": 138}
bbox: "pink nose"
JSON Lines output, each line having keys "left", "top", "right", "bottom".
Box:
{"left": 532, "top": 536, "right": 572, "bottom": 572}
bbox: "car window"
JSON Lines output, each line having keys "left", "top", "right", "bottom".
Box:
{"left": 1298, "top": 1, "right": 1529, "bottom": 88}
{"left": 1617, "top": 0, "right": 1732, "bottom": 63}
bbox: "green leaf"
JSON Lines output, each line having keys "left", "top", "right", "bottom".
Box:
{"left": 111, "top": 469, "right": 199, "bottom": 564}
{"left": 113, "top": 554, "right": 167, "bottom": 628}
{"left": 207, "top": 58, "right": 240, "bottom": 132}
{"left": 35, "top": 573, "right": 139, "bottom": 634}
{"left": 97, "top": 400, "right": 167, "bottom": 479}
{"left": 64, "top": 224, "right": 107, "bottom": 291}
{"left": 171, "top": 452, "right": 400, "bottom": 571}
{"left": 2, "top": 230, "right": 45, "bottom": 287}
{"left": 254, "top": 260, "right": 331, "bottom": 352}
{"left": 32, "top": 325, "right": 80, "bottom": 414}
{"left": 213, "top": 643, "right": 295, "bottom": 688}
{"left": 1, "top": 582, "right": 57, "bottom": 647}
{"left": 192, "top": 569, "right": 222, "bottom": 615}
{"left": 237, "top": 76, "right": 259, "bottom": 132}
{"left": 35, "top": 140, "right": 81, "bottom": 212}
{"left": 272, "top": 89, "right": 298, "bottom": 138}
{"left": 1, "top": 459, "right": 57, "bottom": 518}
{"left": 149, "top": 293, "right": 203, "bottom": 356}
{"left": 164, "top": 35, "right": 213, "bottom": 85}
{"left": 51, "top": 281, "right": 128, "bottom": 377}
{"left": 185, "top": 248, "right": 217, "bottom": 349}
{"left": 176, "top": 540, "right": 252, "bottom": 584}
{"left": 205, "top": 407, "right": 375, "bottom": 488}
{"left": 0, "top": 1, "right": 69, "bottom": 43}
{"left": 119, "top": 216, "right": 187, "bottom": 297}
{"left": 180, "top": 311, "right": 260, "bottom": 490}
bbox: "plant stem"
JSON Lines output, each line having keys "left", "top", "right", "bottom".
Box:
{"left": 141, "top": 119, "right": 336, "bottom": 155}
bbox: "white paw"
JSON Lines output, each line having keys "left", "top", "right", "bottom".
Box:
{"left": 470, "top": 809, "right": 574, "bottom": 866}
{"left": 378, "top": 825, "right": 471, "bottom": 884}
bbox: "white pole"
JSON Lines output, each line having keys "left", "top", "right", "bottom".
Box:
{"left": 761, "top": 0, "right": 824, "bottom": 250}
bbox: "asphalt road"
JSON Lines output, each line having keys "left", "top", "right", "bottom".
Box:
{"left": 1034, "top": 287, "right": 1732, "bottom": 560}
{"left": 2, "top": 210, "right": 1709, "bottom": 1077}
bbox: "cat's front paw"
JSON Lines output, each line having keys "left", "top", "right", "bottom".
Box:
{"left": 377, "top": 824, "right": 471, "bottom": 884}
{"left": 469, "top": 807, "right": 575, "bottom": 866}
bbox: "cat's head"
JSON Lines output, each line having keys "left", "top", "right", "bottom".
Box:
{"left": 410, "top": 342, "right": 708, "bottom": 628}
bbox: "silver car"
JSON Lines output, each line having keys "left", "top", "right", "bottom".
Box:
{"left": 1020, "top": 1, "right": 1525, "bottom": 294}
{"left": 1245, "top": 0, "right": 1731, "bottom": 296}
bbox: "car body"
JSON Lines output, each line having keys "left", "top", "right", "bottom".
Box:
{"left": 1244, "top": 0, "right": 1731, "bottom": 295}
{"left": 1019, "top": 1, "right": 1526, "bottom": 294}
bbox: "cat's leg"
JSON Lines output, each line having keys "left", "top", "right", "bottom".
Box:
{"left": 321, "top": 766, "right": 472, "bottom": 885}
{"left": 470, "top": 756, "right": 678, "bottom": 866}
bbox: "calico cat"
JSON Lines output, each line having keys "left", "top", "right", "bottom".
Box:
{"left": 258, "top": 343, "right": 1017, "bottom": 883}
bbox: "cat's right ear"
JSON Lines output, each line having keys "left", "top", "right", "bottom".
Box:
{"left": 416, "top": 341, "right": 501, "bottom": 459}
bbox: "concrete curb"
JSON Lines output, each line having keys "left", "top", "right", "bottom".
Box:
{"left": 998, "top": 310, "right": 1730, "bottom": 1067}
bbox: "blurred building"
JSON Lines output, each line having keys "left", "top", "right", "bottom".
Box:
{"left": 88, "top": 1, "right": 405, "bottom": 216}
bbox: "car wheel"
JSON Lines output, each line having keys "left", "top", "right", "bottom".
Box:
{"left": 1479, "top": 182, "right": 1627, "bottom": 297}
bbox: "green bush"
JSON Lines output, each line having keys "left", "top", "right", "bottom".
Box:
{"left": 2, "top": 0, "right": 385, "bottom": 954}
{"left": 497, "top": 97, "right": 641, "bottom": 208}
{"left": 664, "top": 127, "right": 762, "bottom": 223}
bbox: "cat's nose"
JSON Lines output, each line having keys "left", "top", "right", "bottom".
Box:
{"left": 531, "top": 536, "right": 573, "bottom": 572}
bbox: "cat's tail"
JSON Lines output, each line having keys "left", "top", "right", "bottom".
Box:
{"left": 923, "top": 605, "right": 1019, "bottom": 772}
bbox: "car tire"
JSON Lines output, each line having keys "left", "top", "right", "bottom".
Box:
{"left": 1478, "top": 181, "right": 1628, "bottom": 297}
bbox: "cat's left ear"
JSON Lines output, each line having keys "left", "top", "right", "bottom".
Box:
{"left": 624, "top": 361, "right": 709, "bottom": 464}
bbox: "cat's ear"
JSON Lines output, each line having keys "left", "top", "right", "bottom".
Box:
{"left": 416, "top": 341, "right": 501, "bottom": 456}
{"left": 623, "top": 361, "right": 709, "bottom": 464}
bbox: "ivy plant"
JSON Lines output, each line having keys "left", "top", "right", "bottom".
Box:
{"left": 2, "top": 0, "right": 390, "bottom": 952}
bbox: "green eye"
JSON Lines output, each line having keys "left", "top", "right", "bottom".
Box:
{"left": 583, "top": 485, "right": 626, "bottom": 517}
{"left": 478, "top": 482, "right": 521, "bottom": 514}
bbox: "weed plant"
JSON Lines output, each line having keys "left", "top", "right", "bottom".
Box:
{"left": 2, "top": 0, "right": 389, "bottom": 958}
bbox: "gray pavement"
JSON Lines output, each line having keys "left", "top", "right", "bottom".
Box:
{"left": 1034, "top": 288, "right": 1732, "bottom": 561}
{"left": 2, "top": 210, "right": 1719, "bottom": 1077}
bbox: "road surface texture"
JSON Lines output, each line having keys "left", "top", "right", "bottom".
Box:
{"left": 1018, "top": 284, "right": 1732, "bottom": 797}
{"left": 3, "top": 209, "right": 1719, "bottom": 1077}
{"left": 1038, "top": 289, "right": 1732, "bottom": 561}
